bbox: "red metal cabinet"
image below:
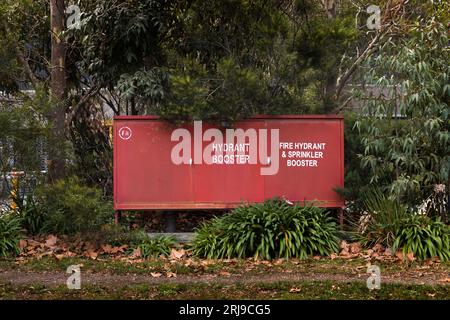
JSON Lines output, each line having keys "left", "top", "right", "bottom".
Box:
{"left": 191, "top": 121, "right": 265, "bottom": 206}
{"left": 263, "top": 118, "right": 344, "bottom": 207}
{"left": 114, "top": 115, "right": 344, "bottom": 210}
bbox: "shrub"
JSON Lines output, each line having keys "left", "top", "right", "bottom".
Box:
{"left": 138, "top": 235, "right": 176, "bottom": 258}
{"left": 35, "top": 176, "right": 113, "bottom": 235}
{"left": 0, "top": 213, "right": 23, "bottom": 257}
{"left": 336, "top": 112, "right": 373, "bottom": 215}
{"left": 355, "top": 20, "right": 450, "bottom": 208}
{"left": 354, "top": 189, "right": 408, "bottom": 247}
{"left": 356, "top": 189, "right": 450, "bottom": 261}
{"left": 15, "top": 194, "right": 46, "bottom": 235}
{"left": 191, "top": 200, "right": 340, "bottom": 260}
{"left": 393, "top": 215, "right": 450, "bottom": 261}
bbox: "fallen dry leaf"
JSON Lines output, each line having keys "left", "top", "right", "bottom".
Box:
{"left": 200, "top": 259, "right": 214, "bottom": 266}
{"left": 131, "top": 259, "right": 144, "bottom": 264}
{"left": 66, "top": 251, "right": 77, "bottom": 257}
{"left": 107, "top": 245, "right": 128, "bottom": 254}
{"left": 85, "top": 250, "right": 98, "bottom": 260}
{"left": 110, "top": 246, "right": 123, "bottom": 254}
{"left": 424, "top": 259, "right": 434, "bottom": 266}
{"left": 54, "top": 254, "right": 66, "bottom": 261}
{"left": 372, "top": 244, "right": 384, "bottom": 253}
{"left": 14, "top": 257, "right": 27, "bottom": 265}
{"left": 350, "top": 242, "right": 361, "bottom": 254}
{"left": 439, "top": 278, "right": 450, "bottom": 283}
{"left": 130, "top": 248, "right": 141, "bottom": 259}
{"left": 151, "top": 272, "right": 162, "bottom": 278}
{"left": 166, "top": 272, "right": 177, "bottom": 278}
{"left": 170, "top": 248, "right": 185, "bottom": 260}
{"left": 289, "top": 287, "right": 301, "bottom": 293}
{"left": 45, "top": 235, "right": 57, "bottom": 247}
{"left": 183, "top": 258, "right": 193, "bottom": 267}
{"left": 219, "top": 271, "right": 231, "bottom": 277}
{"left": 339, "top": 241, "right": 352, "bottom": 256}
{"left": 101, "top": 244, "right": 113, "bottom": 254}
{"left": 19, "top": 239, "right": 27, "bottom": 251}
{"left": 432, "top": 256, "right": 441, "bottom": 263}
{"left": 340, "top": 240, "right": 349, "bottom": 251}
{"left": 341, "top": 253, "right": 359, "bottom": 259}
{"left": 273, "top": 259, "right": 284, "bottom": 265}
{"left": 406, "top": 252, "right": 415, "bottom": 262}
{"left": 25, "top": 249, "right": 37, "bottom": 256}
{"left": 395, "top": 251, "right": 405, "bottom": 260}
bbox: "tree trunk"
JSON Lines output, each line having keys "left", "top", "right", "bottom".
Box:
{"left": 49, "top": 0, "right": 67, "bottom": 181}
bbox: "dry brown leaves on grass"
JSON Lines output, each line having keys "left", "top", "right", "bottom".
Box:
{"left": 169, "top": 248, "right": 186, "bottom": 260}
{"left": 14, "top": 236, "right": 208, "bottom": 278}
{"left": 16, "top": 235, "right": 130, "bottom": 263}
{"left": 336, "top": 241, "right": 442, "bottom": 264}
{"left": 13, "top": 236, "right": 445, "bottom": 280}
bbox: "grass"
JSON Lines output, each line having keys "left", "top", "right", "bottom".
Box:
{"left": 1, "top": 256, "right": 449, "bottom": 300}
{"left": 0, "top": 281, "right": 449, "bottom": 300}
{"left": 1, "top": 256, "right": 449, "bottom": 277}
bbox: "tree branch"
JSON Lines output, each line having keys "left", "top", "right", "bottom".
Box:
{"left": 334, "top": 30, "right": 384, "bottom": 101}
{"left": 2, "top": 21, "right": 39, "bottom": 89}
{"left": 332, "top": 0, "right": 407, "bottom": 109}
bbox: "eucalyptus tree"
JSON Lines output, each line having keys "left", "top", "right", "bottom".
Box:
{"left": 354, "top": 19, "right": 449, "bottom": 216}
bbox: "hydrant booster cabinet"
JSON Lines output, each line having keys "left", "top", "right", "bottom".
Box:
{"left": 113, "top": 115, "right": 344, "bottom": 210}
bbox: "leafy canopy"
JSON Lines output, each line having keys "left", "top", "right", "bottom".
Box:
{"left": 355, "top": 20, "right": 450, "bottom": 208}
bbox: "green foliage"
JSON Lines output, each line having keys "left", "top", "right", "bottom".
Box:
{"left": 157, "top": 0, "right": 361, "bottom": 121}
{"left": 393, "top": 215, "right": 450, "bottom": 261}
{"left": 0, "top": 30, "right": 19, "bottom": 92}
{"left": 355, "top": 20, "right": 450, "bottom": 209}
{"left": 336, "top": 112, "right": 372, "bottom": 213}
{"left": 157, "top": 67, "right": 209, "bottom": 123}
{"left": 139, "top": 235, "right": 176, "bottom": 258}
{"left": 160, "top": 58, "right": 273, "bottom": 122}
{"left": 61, "top": 0, "right": 363, "bottom": 119}
{"left": 353, "top": 189, "right": 409, "bottom": 248}
{"left": 0, "top": 213, "right": 23, "bottom": 257}
{"left": 191, "top": 200, "right": 340, "bottom": 260}
{"left": 116, "top": 68, "right": 169, "bottom": 108}
{"left": 93, "top": 225, "right": 176, "bottom": 258}
{"left": 73, "top": 0, "right": 177, "bottom": 87}
{"left": 0, "top": 0, "right": 50, "bottom": 91}
{"left": 0, "top": 89, "right": 50, "bottom": 177}
{"left": 355, "top": 189, "right": 450, "bottom": 261}
{"left": 34, "top": 177, "right": 113, "bottom": 235}
{"left": 67, "top": 102, "right": 113, "bottom": 196}
{"left": 16, "top": 195, "right": 46, "bottom": 235}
